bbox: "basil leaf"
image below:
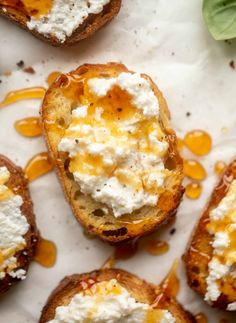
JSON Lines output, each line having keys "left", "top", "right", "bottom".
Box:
{"left": 203, "top": 0, "right": 236, "bottom": 40}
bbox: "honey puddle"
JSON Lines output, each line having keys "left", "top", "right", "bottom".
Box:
{"left": 14, "top": 117, "right": 42, "bottom": 137}
{"left": 160, "top": 259, "right": 179, "bottom": 298}
{"left": 183, "top": 159, "right": 206, "bottom": 181}
{"left": 0, "top": 87, "right": 46, "bottom": 108}
{"left": 184, "top": 130, "right": 212, "bottom": 156}
{"left": 145, "top": 240, "right": 169, "bottom": 256}
{"left": 34, "top": 238, "right": 57, "bottom": 268}
{"left": 24, "top": 152, "right": 54, "bottom": 182}
{"left": 185, "top": 182, "right": 202, "bottom": 200}
{"left": 214, "top": 161, "right": 226, "bottom": 176}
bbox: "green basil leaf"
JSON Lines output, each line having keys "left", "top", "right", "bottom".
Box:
{"left": 203, "top": 0, "right": 236, "bottom": 40}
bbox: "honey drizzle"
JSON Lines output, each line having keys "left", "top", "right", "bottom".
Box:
{"left": 47, "top": 71, "right": 61, "bottom": 86}
{"left": 0, "top": 0, "right": 52, "bottom": 18}
{"left": 24, "top": 152, "right": 54, "bottom": 182}
{"left": 185, "top": 182, "right": 202, "bottom": 199}
{"left": 0, "top": 87, "right": 46, "bottom": 108}
{"left": 194, "top": 312, "right": 208, "bottom": 323}
{"left": 14, "top": 117, "right": 42, "bottom": 137}
{"left": 160, "top": 259, "right": 180, "bottom": 298}
{"left": 145, "top": 240, "right": 169, "bottom": 256}
{"left": 183, "top": 159, "right": 206, "bottom": 181}
{"left": 34, "top": 238, "right": 57, "bottom": 268}
{"left": 184, "top": 130, "right": 212, "bottom": 156}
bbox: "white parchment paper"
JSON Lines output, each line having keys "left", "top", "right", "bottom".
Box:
{"left": 0, "top": 1, "right": 236, "bottom": 322}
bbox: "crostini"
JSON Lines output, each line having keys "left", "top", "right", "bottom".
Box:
{"left": 185, "top": 160, "right": 236, "bottom": 311}
{"left": 41, "top": 62, "right": 184, "bottom": 243}
{"left": 39, "top": 268, "right": 195, "bottom": 322}
{"left": 0, "top": 0, "right": 121, "bottom": 46}
{"left": 0, "top": 155, "right": 38, "bottom": 295}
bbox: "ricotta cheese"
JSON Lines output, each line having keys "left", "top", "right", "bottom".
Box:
{"left": 205, "top": 180, "right": 236, "bottom": 303}
{"left": 88, "top": 72, "right": 160, "bottom": 117}
{"left": 58, "top": 72, "right": 170, "bottom": 217}
{"left": 27, "top": 0, "right": 111, "bottom": 43}
{"left": 0, "top": 167, "right": 29, "bottom": 280}
{"left": 48, "top": 279, "right": 175, "bottom": 323}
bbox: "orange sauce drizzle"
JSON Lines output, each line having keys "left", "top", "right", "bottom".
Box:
{"left": 24, "top": 152, "right": 54, "bottom": 182}
{"left": 184, "top": 130, "right": 212, "bottom": 156}
{"left": 160, "top": 259, "right": 180, "bottom": 298}
{"left": 0, "top": 0, "right": 52, "bottom": 18}
{"left": 183, "top": 159, "right": 206, "bottom": 180}
{"left": 0, "top": 87, "right": 46, "bottom": 108}
{"left": 34, "top": 238, "right": 57, "bottom": 267}
{"left": 194, "top": 312, "right": 208, "bottom": 323}
{"left": 185, "top": 182, "right": 202, "bottom": 199}
{"left": 214, "top": 161, "right": 226, "bottom": 176}
{"left": 14, "top": 117, "right": 42, "bottom": 137}
{"left": 47, "top": 71, "right": 61, "bottom": 86}
{"left": 145, "top": 240, "right": 169, "bottom": 256}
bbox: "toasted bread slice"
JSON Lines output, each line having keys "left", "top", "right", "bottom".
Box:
{"left": 185, "top": 160, "right": 236, "bottom": 310}
{"left": 0, "top": 0, "right": 121, "bottom": 46}
{"left": 0, "top": 155, "right": 38, "bottom": 295}
{"left": 39, "top": 268, "right": 195, "bottom": 322}
{"left": 41, "top": 62, "right": 184, "bottom": 243}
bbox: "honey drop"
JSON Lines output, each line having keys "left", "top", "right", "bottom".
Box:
{"left": 47, "top": 71, "right": 61, "bottom": 86}
{"left": 114, "top": 240, "right": 138, "bottom": 260}
{"left": 185, "top": 182, "right": 202, "bottom": 199}
{"left": 14, "top": 117, "right": 42, "bottom": 137}
{"left": 145, "top": 240, "right": 169, "bottom": 256}
{"left": 24, "top": 152, "right": 54, "bottom": 182}
{"left": 177, "top": 138, "right": 184, "bottom": 152}
{"left": 34, "top": 238, "right": 57, "bottom": 268}
{"left": 183, "top": 159, "right": 206, "bottom": 180}
{"left": 0, "top": 87, "right": 46, "bottom": 108}
{"left": 160, "top": 259, "right": 180, "bottom": 298}
{"left": 184, "top": 130, "right": 212, "bottom": 156}
{"left": 194, "top": 312, "right": 208, "bottom": 323}
{"left": 214, "top": 161, "right": 226, "bottom": 176}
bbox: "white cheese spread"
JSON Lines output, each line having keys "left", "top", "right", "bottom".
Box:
{"left": 0, "top": 166, "right": 29, "bottom": 280}
{"left": 48, "top": 279, "right": 175, "bottom": 323}
{"left": 27, "top": 0, "right": 111, "bottom": 43}
{"left": 205, "top": 179, "right": 236, "bottom": 303}
{"left": 58, "top": 72, "right": 170, "bottom": 217}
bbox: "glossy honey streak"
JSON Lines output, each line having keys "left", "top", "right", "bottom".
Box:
{"left": 34, "top": 238, "right": 56, "bottom": 268}
{"left": 0, "top": 0, "right": 52, "bottom": 18}
{"left": 0, "top": 87, "right": 46, "bottom": 108}
{"left": 185, "top": 182, "right": 202, "bottom": 199}
{"left": 24, "top": 152, "right": 54, "bottom": 182}
{"left": 183, "top": 159, "right": 206, "bottom": 181}
{"left": 145, "top": 240, "right": 169, "bottom": 255}
{"left": 184, "top": 130, "right": 212, "bottom": 156}
{"left": 14, "top": 117, "right": 42, "bottom": 137}
{"left": 160, "top": 259, "right": 179, "bottom": 298}
{"left": 195, "top": 312, "right": 208, "bottom": 323}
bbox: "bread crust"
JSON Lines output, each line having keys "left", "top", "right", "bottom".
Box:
{"left": 0, "top": 0, "right": 121, "bottom": 46}
{"left": 39, "top": 268, "right": 195, "bottom": 323}
{"left": 184, "top": 159, "right": 236, "bottom": 310}
{"left": 0, "top": 155, "right": 38, "bottom": 296}
{"left": 41, "top": 62, "right": 184, "bottom": 243}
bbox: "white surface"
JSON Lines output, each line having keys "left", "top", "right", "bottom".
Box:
{"left": 0, "top": 0, "right": 235, "bottom": 322}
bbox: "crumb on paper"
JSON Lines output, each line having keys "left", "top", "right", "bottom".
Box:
{"left": 16, "top": 60, "right": 25, "bottom": 68}
{"left": 229, "top": 60, "right": 235, "bottom": 69}
{"left": 221, "top": 127, "right": 228, "bottom": 134}
{"left": 170, "top": 228, "right": 176, "bottom": 235}
{"left": 186, "top": 112, "right": 191, "bottom": 117}
{"left": 23, "top": 67, "right": 35, "bottom": 74}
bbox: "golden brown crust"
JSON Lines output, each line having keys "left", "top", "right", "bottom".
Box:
{"left": 39, "top": 268, "right": 195, "bottom": 323}
{"left": 0, "top": 0, "right": 121, "bottom": 46}
{"left": 184, "top": 159, "right": 236, "bottom": 310}
{"left": 0, "top": 155, "right": 38, "bottom": 296}
{"left": 41, "top": 62, "right": 184, "bottom": 243}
